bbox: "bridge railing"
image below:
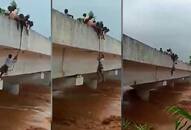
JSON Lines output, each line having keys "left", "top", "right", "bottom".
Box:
{"left": 0, "top": 15, "right": 51, "bottom": 56}
{"left": 52, "top": 9, "right": 121, "bottom": 56}
{"left": 123, "top": 34, "right": 191, "bottom": 71}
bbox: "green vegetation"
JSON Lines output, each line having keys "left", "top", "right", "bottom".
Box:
{"left": 10, "top": 0, "right": 19, "bottom": 14}
{"left": 122, "top": 119, "right": 152, "bottom": 130}
{"left": 123, "top": 119, "right": 131, "bottom": 129}
{"left": 10, "top": 0, "right": 17, "bottom": 9}
{"left": 0, "top": 8, "right": 6, "bottom": 15}
{"left": 0, "top": 0, "right": 19, "bottom": 15}
{"left": 167, "top": 106, "right": 191, "bottom": 130}
{"left": 189, "top": 56, "right": 191, "bottom": 64}
{"left": 88, "top": 11, "right": 95, "bottom": 19}
{"left": 134, "top": 124, "right": 152, "bottom": 130}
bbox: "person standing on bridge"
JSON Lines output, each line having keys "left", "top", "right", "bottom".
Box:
{"left": 64, "top": 9, "right": 73, "bottom": 18}
{"left": 97, "top": 53, "right": 104, "bottom": 83}
{"left": 0, "top": 54, "right": 18, "bottom": 79}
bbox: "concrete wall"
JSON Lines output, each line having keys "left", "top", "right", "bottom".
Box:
{"left": 122, "top": 35, "right": 191, "bottom": 87}
{"left": 52, "top": 45, "right": 121, "bottom": 79}
{"left": 123, "top": 61, "right": 191, "bottom": 86}
{"left": 0, "top": 15, "right": 51, "bottom": 77}
{"left": 123, "top": 35, "right": 191, "bottom": 71}
{"left": 53, "top": 69, "right": 120, "bottom": 90}
{"left": 0, "top": 48, "right": 50, "bottom": 77}
{"left": 52, "top": 9, "right": 121, "bottom": 55}
{"left": 52, "top": 9, "right": 121, "bottom": 79}
{"left": 0, "top": 15, "right": 51, "bottom": 55}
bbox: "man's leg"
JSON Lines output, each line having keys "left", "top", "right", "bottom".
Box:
{"left": 97, "top": 71, "right": 100, "bottom": 82}
{"left": 0, "top": 71, "right": 4, "bottom": 79}
{"left": 101, "top": 70, "right": 104, "bottom": 83}
{"left": 15, "top": 18, "right": 19, "bottom": 30}
{"left": 25, "top": 25, "right": 29, "bottom": 35}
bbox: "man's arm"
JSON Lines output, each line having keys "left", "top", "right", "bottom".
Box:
{"left": 13, "top": 54, "right": 18, "bottom": 63}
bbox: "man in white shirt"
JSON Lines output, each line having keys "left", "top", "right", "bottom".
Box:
{"left": 0, "top": 54, "right": 18, "bottom": 79}
{"left": 97, "top": 53, "right": 104, "bottom": 83}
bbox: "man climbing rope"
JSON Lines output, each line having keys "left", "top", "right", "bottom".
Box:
{"left": 171, "top": 63, "right": 175, "bottom": 76}
{"left": 0, "top": 54, "right": 18, "bottom": 79}
{"left": 168, "top": 49, "right": 178, "bottom": 76}
{"left": 97, "top": 53, "right": 104, "bottom": 83}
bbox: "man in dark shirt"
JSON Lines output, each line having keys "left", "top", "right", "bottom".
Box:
{"left": 64, "top": 9, "right": 73, "bottom": 18}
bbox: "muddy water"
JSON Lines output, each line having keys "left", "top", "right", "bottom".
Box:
{"left": 0, "top": 84, "right": 51, "bottom": 130}
{"left": 123, "top": 83, "right": 191, "bottom": 130}
{"left": 52, "top": 80, "right": 121, "bottom": 130}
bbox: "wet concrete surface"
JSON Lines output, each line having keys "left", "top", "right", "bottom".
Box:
{"left": 0, "top": 84, "right": 51, "bottom": 130}
{"left": 123, "top": 83, "right": 191, "bottom": 130}
{"left": 52, "top": 80, "right": 121, "bottom": 130}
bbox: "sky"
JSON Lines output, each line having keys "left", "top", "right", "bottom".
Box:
{"left": 0, "top": 0, "right": 51, "bottom": 37}
{"left": 123, "top": 0, "right": 191, "bottom": 62}
{"left": 53, "top": 0, "right": 121, "bottom": 41}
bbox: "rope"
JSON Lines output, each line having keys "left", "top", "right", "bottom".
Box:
{"left": 9, "top": 24, "right": 23, "bottom": 72}
{"left": 17, "top": 24, "right": 23, "bottom": 55}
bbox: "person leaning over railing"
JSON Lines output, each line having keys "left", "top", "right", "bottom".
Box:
{"left": 64, "top": 9, "right": 73, "bottom": 19}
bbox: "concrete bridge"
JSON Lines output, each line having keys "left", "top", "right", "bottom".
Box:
{"left": 52, "top": 9, "right": 121, "bottom": 89}
{"left": 0, "top": 15, "right": 51, "bottom": 94}
{"left": 122, "top": 34, "right": 191, "bottom": 100}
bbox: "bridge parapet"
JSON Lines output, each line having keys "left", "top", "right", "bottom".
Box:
{"left": 52, "top": 9, "right": 121, "bottom": 56}
{"left": 0, "top": 15, "right": 51, "bottom": 55}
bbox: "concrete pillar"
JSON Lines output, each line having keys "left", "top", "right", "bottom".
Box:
{"left": 178, "top": 77, "right": 191, "bottom": 84}
{"left": 167, "top": 80, "right": 175, "bottom": 88}
{"left": 122, "top": 84, "right": 133, "bottom": 94}
{"left": 53, "top": 77, "right": 76, "bottom": 90}
{"left": 3, "top": 82, "right": 20, "bottom": 95}
{"left": 104, "top": 69, "right": 121, "bottom": 81}
{"left": 84, "top": 78, "right": 98, "bottom": 89}
{"left": 135, "top": 89, "right": 150, "bottom": 101}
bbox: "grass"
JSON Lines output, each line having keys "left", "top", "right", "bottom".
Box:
{"left": 167, "top": 106, "right": 191, "bottom": 130}
{"left": 134, "top": 123, "right": 152, "bottom": 130}
{"left": 122, "top": 119, "right": 152, "bottom": 130}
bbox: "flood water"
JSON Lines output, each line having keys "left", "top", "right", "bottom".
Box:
{"left": 123, "top": 83, "right": 191, "bottom": 130}
{"left": 0, "top": 84, "right": 51, "bottom": 130}
{"left": 52, "top": 80, "right": 121, "bottom": 130}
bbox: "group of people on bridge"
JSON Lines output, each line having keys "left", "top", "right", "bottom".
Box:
{"left": 6, "top": 2, "right": 33, "bottom": 35}
{"left": 160, "top": 48, "right": 179, "bottom": 76}
{"left": 0, "top": 1, "right": 34, "bottom": 79}
{"left": 64, "top": 9, "right": 106, "bottom": 83}
{"left": 64, "top": 9, "right": 110, "bottom": 40}
{"left": 0, "top": 1, "right": 34, "bottom": 35}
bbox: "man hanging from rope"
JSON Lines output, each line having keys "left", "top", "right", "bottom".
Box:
{"left": 167, "top": 49, "right": 178, "bottom": 76}
{"left": 0, "top": 54, "right": 18, "bottom": 79}
{"left": 97, "top": 53, "right": 105, "bottom": 83}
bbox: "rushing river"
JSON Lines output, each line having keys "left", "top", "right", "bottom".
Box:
{"left": 0, "top": 84, "right": 51, "bottom": 130}
{"left": 52, "top": 80, "right": 121, "bottom": 130}
{"left": 123, "top": 83, "right": 191, "bottom": 130}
